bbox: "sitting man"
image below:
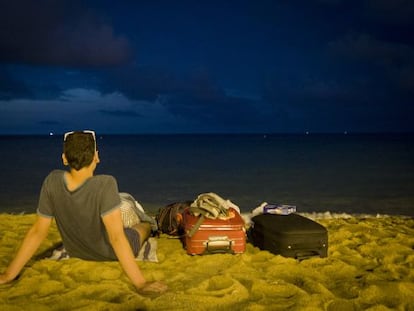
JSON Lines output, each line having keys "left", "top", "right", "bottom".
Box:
{"left": 0, "top": 130, "right": 167, "bottom": 295}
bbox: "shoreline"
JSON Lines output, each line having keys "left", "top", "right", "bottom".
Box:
{"left": 1, "top": 212, "right": 413, "bottom": 310}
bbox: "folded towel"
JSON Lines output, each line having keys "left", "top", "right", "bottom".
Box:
{"left": 45, "top": 238, "right": 158, "bottom": 263}
{"left": 47, "top": 244, "right": 70, "bottom": 261}
{"left": 190, "top": 192, "right": 241, "bottom": 219}
{"left": 136, "top": 237, "right": 158, "bottom": 262}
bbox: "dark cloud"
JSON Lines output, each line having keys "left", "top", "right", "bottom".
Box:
{"left": 0, "top": 0, "right": 131, "bottom": 67}
{"left": 329, "top": 34, "right": 414, "bottom": 67}
{"left": 0, "top": 1, "right": 412, "bottom": 134}
{"left": 100, "top": 66, "right": 268, "bottom": 131}
{"left": 59, "top": 54, "right": 282, "bottom": 132}
{"left": 328, "top": 33, "right": 414, "bottom": 96}
{"left": 398, "top": 65, "right": 414, "bottom": 94}
{"left": 364, "top": 0, "right": 414, "bottom": 25}
{"left": 101, "top": 66, "right": 179, "bottom": 101}
{"left": 0, "top": 68, "right": 33, "bottom": 100}
{"left": 166, "top": 93, "right": 260, "bottom": 125}
{"left": 99, "top": 109, "right": 142, "bottom": 118}
{"left": 161, "top": 73, "right": 269, "bottom": 131}
{"left": 38, "top": 120, "right": 60, "bottom": 125}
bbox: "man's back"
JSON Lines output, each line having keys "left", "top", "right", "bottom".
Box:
{"left": 37, "top": 170, "right": 122, "bottom": 260}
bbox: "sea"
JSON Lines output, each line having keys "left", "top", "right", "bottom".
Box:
{"left": 0, "top": 133, "right": 413, "bottom": 216}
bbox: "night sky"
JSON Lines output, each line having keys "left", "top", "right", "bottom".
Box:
{"left": 1, "top": 0, "right": 413, "bottom": 135}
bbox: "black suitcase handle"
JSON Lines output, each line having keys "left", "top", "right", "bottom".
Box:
{"left": 294, "top": 250, "right": 322, "bottom": 260}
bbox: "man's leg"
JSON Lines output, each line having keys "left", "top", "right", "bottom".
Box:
{"left": 123, "top": 222, "right": 151, "bottom": 257}
{"left": 131, "top": 222, "right": 151, "bottom": 247}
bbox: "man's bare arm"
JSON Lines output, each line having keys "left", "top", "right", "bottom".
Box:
{"left": 102, "top": 208, "right": 147, "bottom": 288}
{"left": 0, "top": 216, "right": 52, "bottom": 284}
{"left": 102, "top": 208, "right": 167, "bottom": 295}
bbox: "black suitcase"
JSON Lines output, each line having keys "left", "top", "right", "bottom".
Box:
{"left": 249, "top": 213, "right": 328, "bottom": 259}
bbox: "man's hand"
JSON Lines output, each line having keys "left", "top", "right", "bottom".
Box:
{"left": 0, "top": 273, "right": 14, "bottom": 285}
{"left": 136, "top": 281, "right": 168, "bottom": 296}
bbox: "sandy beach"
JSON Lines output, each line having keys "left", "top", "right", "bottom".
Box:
{"left": 1, "top": 212, "right": 413, "bottom": 310}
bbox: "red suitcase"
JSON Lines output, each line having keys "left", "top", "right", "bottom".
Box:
{"left": 183, "top": 208, "right": 246, "bottom": 255}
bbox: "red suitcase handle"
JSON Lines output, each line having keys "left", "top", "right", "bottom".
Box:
{"left": 205, "top": 236, "right": 234, "bottom": 254}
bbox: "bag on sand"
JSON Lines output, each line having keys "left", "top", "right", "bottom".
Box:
{"left": 187, "top": 192, "right": 241, "bottom": 237}
{"left": 183, "top": 192, "right": 245, "bottom": 255}
{"left": 183, "top": 207, "right": 246, "bottom": 255}
{"left": 249, "top": 213, "right": 328, "bottom": 260}
{"left": 119, "top": 192, "right": 158, "bottom": 232}
{"left": 156, "top": 201, "right": 192, "bottom": 236}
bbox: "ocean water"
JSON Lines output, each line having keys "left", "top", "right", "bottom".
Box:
{"left": 0, "top": 134, "right": 413, "bottom": 216}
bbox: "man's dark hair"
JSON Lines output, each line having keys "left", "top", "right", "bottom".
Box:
{"left": 63, "top": 132, "right": 95, "bottom": 170}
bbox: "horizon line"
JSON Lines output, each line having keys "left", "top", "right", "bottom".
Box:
{"left": 1, "top": 131, "right": 413, "bottom": 137}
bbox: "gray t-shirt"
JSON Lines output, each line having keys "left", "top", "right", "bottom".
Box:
{"left": 37, "top": 170, "right": 122, "bottom": 261}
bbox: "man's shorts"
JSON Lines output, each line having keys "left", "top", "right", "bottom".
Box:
{"left": 124, "top": 227, "right": 141, "bottom": 257}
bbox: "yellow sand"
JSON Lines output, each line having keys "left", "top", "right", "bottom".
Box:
{"left": 1, "top": 213, "right": 413, "bottom": 310}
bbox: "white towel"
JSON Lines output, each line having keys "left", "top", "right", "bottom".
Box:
{"left": 136, "top": 237, "right": 158, "bottom": 262}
